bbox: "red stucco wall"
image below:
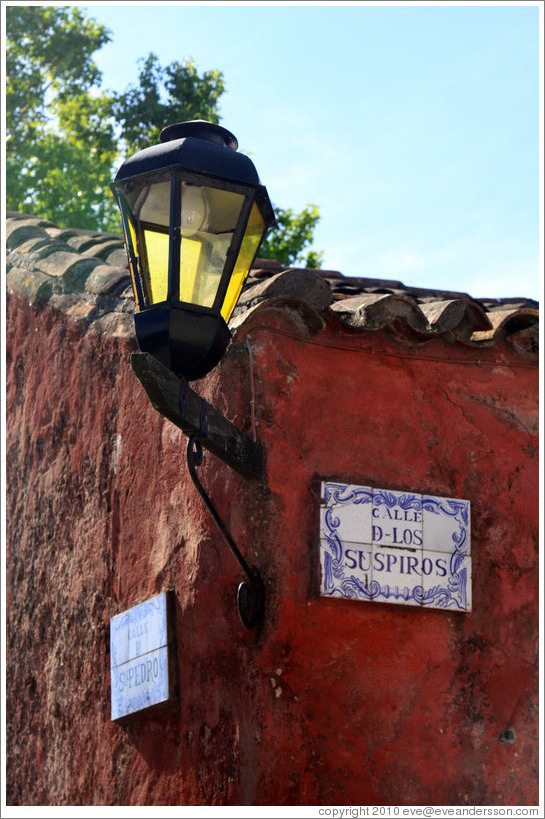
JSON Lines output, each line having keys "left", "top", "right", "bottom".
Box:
{"left": 6, "top": 293, "right": 539, "bottom": 806}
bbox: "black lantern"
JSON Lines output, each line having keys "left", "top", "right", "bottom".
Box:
{"left": 111, "top": 120, "right": 275, "bottom": 380}
{"left": 112, "top": 121, "right": 273, "bottom": 628}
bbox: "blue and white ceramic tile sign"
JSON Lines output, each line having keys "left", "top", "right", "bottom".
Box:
{"left": 110, "top": 592, "right": 172, "bottom": 721}
{"left": 320, "top": 482, "right": 471, "bottom": 612}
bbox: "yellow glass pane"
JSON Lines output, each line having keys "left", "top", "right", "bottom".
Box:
{"left": 177, "top": 185, "right": 245, "bottom": 309}
{"left": 127, "top": 217, "right": 137, "bottom": 251}
{"left": 179, "top": 237, "right": 203, "bottom": 303}
{"left": 221, "top": 204, "right": 265, "bottom": 321}
{"left": 123, "top": 217, "right": 143, "bottom": 311}
{"left": 143, "top": 229, "right": 169, "bottom": 304}
{"left": 117, "top": 174, "right": 172, "bottom": 309}
{"left": 179, "top": 233, "right": 229, "bottom": 307}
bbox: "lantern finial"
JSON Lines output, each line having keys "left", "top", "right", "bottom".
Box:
{"left": 159, "top": 120, "right": 238, "bottom": 151}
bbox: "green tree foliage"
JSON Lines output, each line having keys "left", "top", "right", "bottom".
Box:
{"left": 259, "top": 204, "right": 323, "bottom": 268}
{"left": 6, "top": 5, "right": 109, "bottom": 134}
{"left": 6, "top": 5, "right": 118, "bottom": 229}
{"left": 6, "top": 5, "right": 322, "bottom": 263}
{"left": 112, "top": 53, "right": 225, "bottom": 155}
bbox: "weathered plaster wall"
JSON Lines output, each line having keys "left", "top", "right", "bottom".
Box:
{"left": 6, "top": 292, "right": 539, "bottom": 806}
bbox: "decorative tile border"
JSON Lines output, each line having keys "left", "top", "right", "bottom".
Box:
{"left": 320, "top": 482, "right": 471, "bottom": 612}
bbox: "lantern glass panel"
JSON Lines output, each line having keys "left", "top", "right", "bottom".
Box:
{"left": 120, "top": 215, "right": 143, "bottom": 310}
{"left": 142, "top": 227, "right": 169, "bottom": 304}
{"left": 179, "top": 184, "right": 245, "bottom": 308}
{"left": 118, "top": 175, "right": 172, "bottom": 308}
{"left": 221, "top": 203, "right": 266, "bottom": 321}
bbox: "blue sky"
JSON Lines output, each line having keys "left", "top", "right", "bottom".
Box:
{"left": 85, "top": 1, "right": 542, "bottom": 300}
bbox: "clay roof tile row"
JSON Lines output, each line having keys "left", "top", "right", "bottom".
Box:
{"left": 5, "top": 211, "right": 539, "bottom": 359}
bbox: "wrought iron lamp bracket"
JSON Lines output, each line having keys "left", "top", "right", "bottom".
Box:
{"left": 130, "top": 352, "right": 265, "bottom": 629}
{"left": 186, "top": 434, "right": 265, "bottom": 629}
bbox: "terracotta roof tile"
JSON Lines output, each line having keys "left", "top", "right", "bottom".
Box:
{"left": 84, "top": 264, "right": 131, "bottom": 297}
{"left": 7, "top": 266, "right": 58, "bottom": 302}
{"left": 234, "top": 268, "right": 332, "bottom": 314}
{"left": 101, "top": 247, "right": 130, "bottom": 267}
{"left": 5, "top": 211, "right": 539, "bottom": 358}
{"left": 6, "top": 221, "right": 51, "bottom": 250}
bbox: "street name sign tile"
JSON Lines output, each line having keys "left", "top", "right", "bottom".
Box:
{"left": 110, "top": 591, "right": 177, "bottom": 722}
{"left": 320, "top": 481, "right": 471, "bottom": 611}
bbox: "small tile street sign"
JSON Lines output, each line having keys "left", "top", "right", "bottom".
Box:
{"left": 110, "top": 591, "right": 176, "bottom": 721}
{"left": 320, "top": 482, "right": 471, "bottom": 611}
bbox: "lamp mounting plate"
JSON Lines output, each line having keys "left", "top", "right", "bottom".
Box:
{"left": 131, "top": 351, "right": 263, "bottom": 480}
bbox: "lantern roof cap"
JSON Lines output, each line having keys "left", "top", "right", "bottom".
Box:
{"left": 113, "top": 120, "right": 258, "bottom": 186}
{"left": 160, "top": 120, "right": 238, "bottom": 151}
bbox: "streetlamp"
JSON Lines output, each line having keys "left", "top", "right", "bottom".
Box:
{"left": 111, "top": 120, "right": 275, "bottom": 381}
{"left": 111, "top": 121, "right": 275, "bottom": 628}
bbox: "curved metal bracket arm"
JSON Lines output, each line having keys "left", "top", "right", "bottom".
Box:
{"left": 187, "top": 435, "right": 265, "bottom": 629}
